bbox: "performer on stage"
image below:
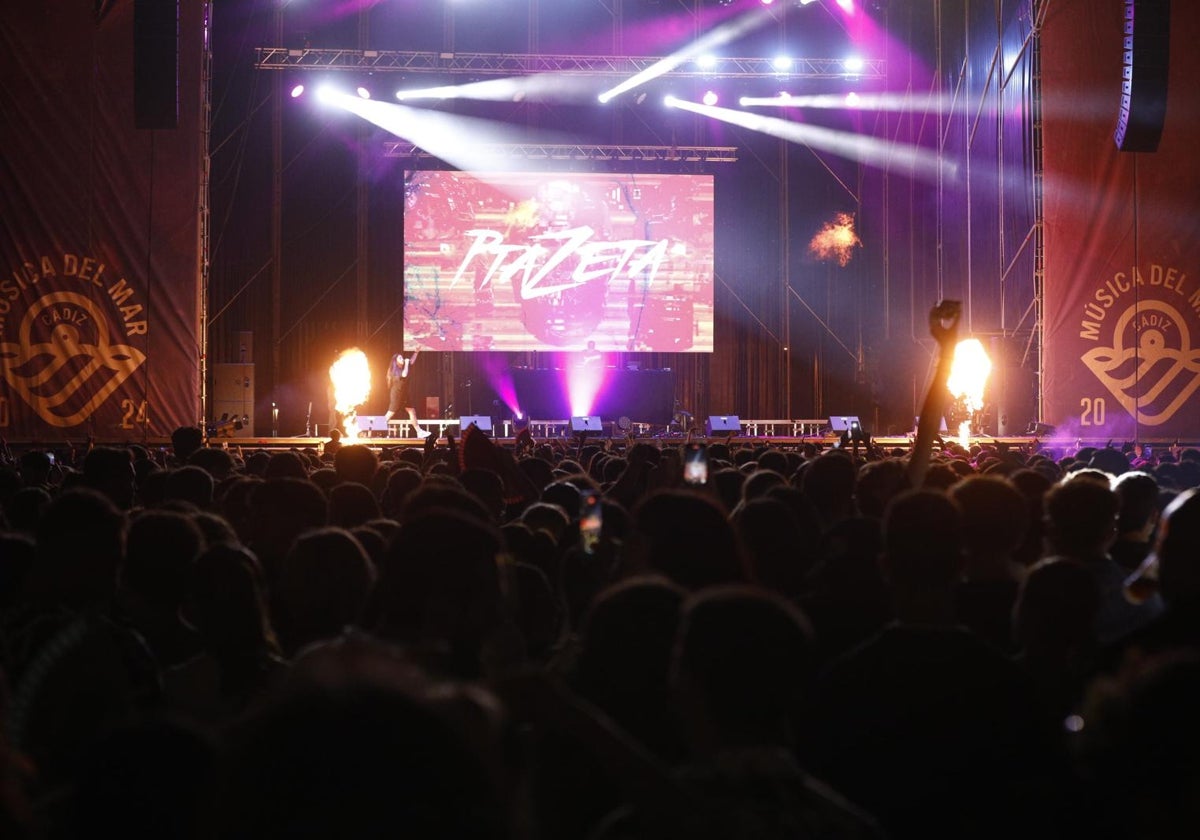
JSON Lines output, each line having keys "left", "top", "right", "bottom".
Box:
{"left": 384, "top": 350, "right": 428, "bottom": 437}
{"left": 578, "top": 340, "right": 603, "bottom": 368}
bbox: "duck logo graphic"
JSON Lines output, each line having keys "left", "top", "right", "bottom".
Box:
{"left": 1080, "top": 298, "right": 1200, "bottom": 427}
{"left": 0, "top": 290, "right": 147, "bottom": 428}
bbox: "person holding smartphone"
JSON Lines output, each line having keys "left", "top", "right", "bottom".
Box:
{"left": 580, "top": 489, "right": 603, "bottom": 554}
{"left": 684, "top": 442, "right": 708, "bottom": 486}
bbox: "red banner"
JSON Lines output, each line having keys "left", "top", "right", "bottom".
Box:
{"left": 0, "top": 1, "right": 203, "bottom": 440}
{"left": 1042, "top": 0, "right": 1200, "bottom": 441}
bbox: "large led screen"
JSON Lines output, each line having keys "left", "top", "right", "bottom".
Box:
{"left": 402, "top": 170, "right": 714, "bottom": 352}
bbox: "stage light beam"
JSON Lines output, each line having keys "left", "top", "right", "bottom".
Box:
{"left": 318, "top": 88, "right": 565, "bottom": 172}
{"left": 664, "top": 97, "right": 951, "bottom": 180}
{"left": 597, "top": 5, "right": 776, "bottom": 103}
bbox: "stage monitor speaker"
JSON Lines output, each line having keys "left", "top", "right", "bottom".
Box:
{"left": 356, "top": 415, "right": 387, "bottom": 435}
{"left": 1115, "top": 0, "right": 1171, "bottom": 152}
{"left": 706, "top": 415, "right": 741, "bottom": 434}
{"left": 571, "top": 416, "right": 602, "bottom": 433}
{"left": 459, "top": 415, "right": 493, "bottom": 434}
{"left": 213, "top": 363, "right": 254, "bottom": 436}
{"left": 134, "top": 0, "right": 179, "bottom": 129}
{"left": 914, "top": 415, "right": 949, "bottom": 433}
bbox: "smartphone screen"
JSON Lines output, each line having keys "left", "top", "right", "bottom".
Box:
{"left": 580, "top": 489, "right": 603, "bottom": 554}
{"left": 684, "top": 443, "right": 708, "bottom": 485}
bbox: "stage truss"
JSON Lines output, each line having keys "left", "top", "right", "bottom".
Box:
{"left": 382, "top": 142, "right": 738, "bottom": 162}
{"left": 255, "top": 47, "right": 885, "bottom": 81}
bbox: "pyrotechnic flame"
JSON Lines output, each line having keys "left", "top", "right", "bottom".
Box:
{"left": 958, "top": 420, "right": 972, "bottom": 451}
{"left": 947, "top": 338, "right": 992, "bottom": 446}
{"left": 808, "top": 212, "right": 861, "bottom": 267}
{"left": 330, "top": 348, "right": 372, "bottom": 441}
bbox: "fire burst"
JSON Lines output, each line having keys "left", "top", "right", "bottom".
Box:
{"left": 329, "top": 348, "right": 372, "bottom": 441}
{"left": 947, "top": 339, "right": 992, "bottom": 448}
{"left": 808, "top": 212, "right": 861, "bottom": 267}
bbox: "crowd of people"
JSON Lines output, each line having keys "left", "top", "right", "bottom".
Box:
{"left": 0, "top": 422, "right": 1198, "bottom": 839}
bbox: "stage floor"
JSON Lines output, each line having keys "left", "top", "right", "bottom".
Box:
{"left": 165, "top": 434, "right": 1052, "bottom": 453}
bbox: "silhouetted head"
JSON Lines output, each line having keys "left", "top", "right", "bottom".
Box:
{"left": 801, "top": 451, "right": 857, "bottom": 527}
{"left": 171, "top": 425, "right": 204, "bottom": 461}
{"left": 368, "top": 510, "right": 504, "bottom": 678}
{"left": 264, "top": 451, "right": 309, "bottom": 480}
{"left": 219, "top": 647, "right": 505, "bottom": 839}
{"left": 672, "top": 585, "right": 814, "bottom": 752}
{"left": 1043, "top": 476, "right": 1120, "bottom": 559}
{"left": 328, "top": 482, "right": 382, "bottom": 528}
{"left": 1013, "top": 557, "right": 1098, "bottom": 655}
{"left": 882, "top": 489, "right": 963, "bottom": 590}
{"left": 29, "top": 488, "right": 125, "bottom": 609}
{"left": 165, "top": 465, "right": 216, "bottom": 510}
{"left": 122, "top": 510, "right": 205, "bottom": 609}
{"left": 949, "top": 474, "right": 1029, "bottom": 559}
{"left": 628, "top": 490, "right": 745, "bottom": 590}
{"left": 83, "top": 447, "right": 137, "bottom": 510}
{"left": 334, "top": 444, "right": 379, "bottom": 489}
{"left": 1155, "top": 489, "right": 1200, "bottom": 607}
{"left": 276, "top": 527, "right": 375, "bottom": 656}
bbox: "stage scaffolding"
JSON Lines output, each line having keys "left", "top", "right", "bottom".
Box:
{"left": 254, "top": 47, "right": 886, "bottom": 81}
{"left": 233, "top": 1, "right": 1041, "bottom": 437}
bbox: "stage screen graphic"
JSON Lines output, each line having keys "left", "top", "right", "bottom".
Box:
{"left": 403, "top": 170, "right": 714, "bottom": 352}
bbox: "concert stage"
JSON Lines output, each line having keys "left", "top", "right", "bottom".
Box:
{"left": 195, "top": 432, "right": 1051, "bottom": 455}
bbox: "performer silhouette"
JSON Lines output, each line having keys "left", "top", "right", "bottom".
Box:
{"left": 384, "top": 350, "right": 427, "bottom": 437}
{"left": 579, "top": 340, "right": 603, "bottom": 368}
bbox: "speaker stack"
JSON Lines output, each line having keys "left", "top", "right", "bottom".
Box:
{"left": 1115, "top": 0, "right": 1171, "bottom": 152}
{"left": 213, "top": 363, "right": 255, "bottom": 437}
{"left": 134, "top": 0, "right": 179, "bottom": 129}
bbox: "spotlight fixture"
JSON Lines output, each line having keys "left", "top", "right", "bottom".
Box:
{"left": 290, "top": 84, "right": 305, "bottom": 99}
{"left": 356, "top": 86, "right": 371, "bottom": 99}
{"left": 702, "top": 90, "right": 719, "bottom": 106}
{"left": 843, "top": 56, "right": 865, "bottom": 72}
{"left": 772, "top": 55, "right": 792, "bottom": 71}
{"left": 664, "top": 94, "right": 679, "bottom": 107}
{"left": 696, "top": 54, "right": 718, "bottom": 70}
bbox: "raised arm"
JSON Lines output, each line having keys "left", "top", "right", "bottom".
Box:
{"left": 908, "top": 300, "right": 962, "bottom": 488}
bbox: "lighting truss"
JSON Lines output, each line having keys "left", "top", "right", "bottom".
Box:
{"left": 255, "top": 48, "right": 885, "bottom": 80}
{"left": 382, "top": 142, "right": 739, "bottom": 163}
